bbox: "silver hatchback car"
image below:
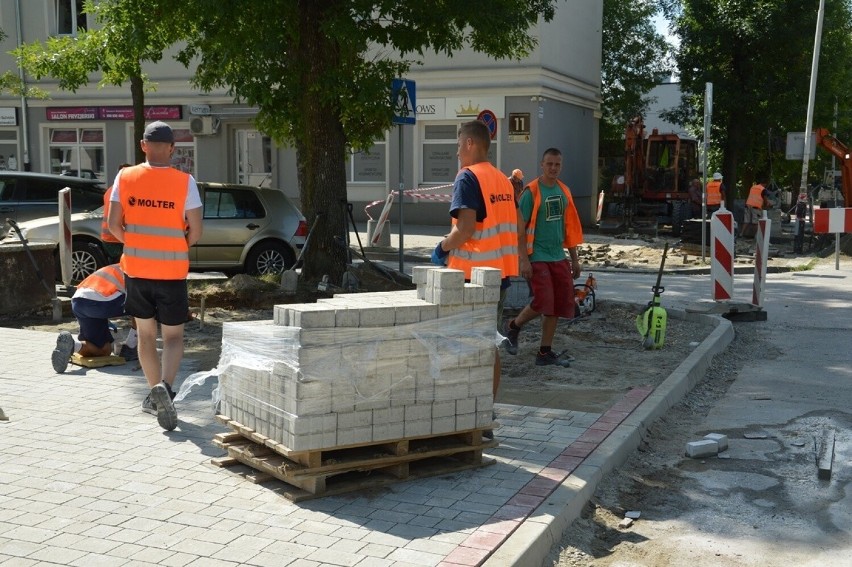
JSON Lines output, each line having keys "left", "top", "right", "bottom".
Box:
{"left": 3, "top": 182, "right": 307, "bottom": 282}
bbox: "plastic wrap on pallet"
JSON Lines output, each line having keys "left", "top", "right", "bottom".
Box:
{"left": 218, "top": 307, "right": 494, "bottom": 416}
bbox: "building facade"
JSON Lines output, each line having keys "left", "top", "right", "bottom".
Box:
{"left": 0, "top": 0, "right": 602, "bottom": 226}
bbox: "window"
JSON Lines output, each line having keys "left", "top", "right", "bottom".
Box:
{"left": 48, "top": 127, "right": 104, "bottom": 181}
{"left": 56, "top": 0, "right": 87, "bottom": 35}
{"left": 346, "top": 140, "right": 387, "bottom": 183}
{"left": 421, "top": 123, "right": 497, "bottom": 183}
{"left": 0, "top": 130, "right": 20, "bottom": 171}
{"left": 170, "top": 129, "right": 196, "bottom": 175}
{"left": 204, "top": 188, "right": 265, "bottom": 219}
{"left": 0, "top": 180, "right": 15, "bottom": 201}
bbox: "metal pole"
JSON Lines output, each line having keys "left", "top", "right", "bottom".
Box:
{"left": 701, "top": 82, "right": 712, "bottom": 262}
{"left": 834, "top": 97, "right": 839, "bottom": 269}
{"left": 398, "top": 125, "right": 405, "bottom": 273}
{"left": 798, "top": 0, "right": 826, "bottom": 197}
{"left": 15, "top": 0, "right": 30, "bottom": 170}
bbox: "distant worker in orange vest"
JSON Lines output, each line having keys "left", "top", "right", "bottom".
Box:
{"left": 108, "top": 121, "right": 203, "bottom": 432}
{"left": 706, "top": 172, "right": 725, "bottom": 214}
{"left": 501, "top": 148, "right": 584, "bottom": 368}
{"left": 101, "top": 163, "right": 132, "bottom": 263}
{"left": 741, "top": 179, "right": 769, "bottom": 238}
{"left": 432, "top": 119, "right": 530, "bottom": 438}
{"left": 51, "top": 264, "right": 138, "bottom": 373}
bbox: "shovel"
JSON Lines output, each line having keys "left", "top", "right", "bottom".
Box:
{"left": 636, "top": 242, "right": 669, "bottom": 349}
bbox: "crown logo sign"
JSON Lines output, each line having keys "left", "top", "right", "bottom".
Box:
{"left": 456, "top": 100, "right": 480, "bottom": 117}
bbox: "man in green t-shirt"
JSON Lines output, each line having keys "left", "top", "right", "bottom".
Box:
{"left": 501, "top": 148, "right": 584, "bottom": 366}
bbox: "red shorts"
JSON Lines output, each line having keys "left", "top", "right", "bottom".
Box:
{"left": 529, "top": 259, "right": 575, "bottom": 318}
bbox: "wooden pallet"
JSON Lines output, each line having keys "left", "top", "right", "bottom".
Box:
{"left": 70, "top": 353, "right": 126, "bottom": 368}
{"left": 212, "top": 415, "right": 497, "bottom": 501}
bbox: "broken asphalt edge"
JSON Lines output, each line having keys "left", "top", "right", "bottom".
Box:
{"left": 483, "top": 308, "right": 735, "bottom": 567}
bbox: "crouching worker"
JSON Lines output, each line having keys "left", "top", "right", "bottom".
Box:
{"left": 51, "top": 264, "right": 138, "bottom": 373}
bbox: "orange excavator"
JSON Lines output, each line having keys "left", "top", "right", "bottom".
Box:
{"left": 601, "top": 116, "right": 700, "bottom": 235}
{"left": 814, "top": 128, "right": 851, "bottom": 207}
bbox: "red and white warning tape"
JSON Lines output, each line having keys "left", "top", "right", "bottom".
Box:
{"left": 364, "top": 183, "right": 454, "bottom": 220}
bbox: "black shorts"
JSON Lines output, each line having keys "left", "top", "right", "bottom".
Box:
{"left": 124, "top": 276, "right": 189, "bottom": 326}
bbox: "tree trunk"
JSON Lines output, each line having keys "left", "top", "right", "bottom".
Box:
{"left": 130, "top": 73, "right": 145, "bottom": 165}
{"left": 295, "top": 1, "right": 349, "bottom": 283}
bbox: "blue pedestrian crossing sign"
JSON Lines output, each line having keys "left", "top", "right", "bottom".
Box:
{"left": 391, "top": 79, "right": 416, "bottom": 125}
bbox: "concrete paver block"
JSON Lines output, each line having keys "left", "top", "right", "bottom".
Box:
{"left": 686, "top": 439, "right": 719, "bottom": 458}
{"left": 704, "top": 432, "right": 729, "bottom": 451}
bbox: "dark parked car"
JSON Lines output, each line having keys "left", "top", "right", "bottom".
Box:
{"left": 0, "top": 171, "right": 105, "bottom": 237}
{"left": 3, "top": 182, "right": 307, "bottom": 282}
{"left": 60, "top": 169, "right": 100, "bottom": 180}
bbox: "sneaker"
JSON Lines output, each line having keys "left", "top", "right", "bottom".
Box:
{"left": 51, "top": 331, "right": 75, "bottom": 373}
{"left": 501, "top": 319, "right": 520, "bottom": 355}
{"left": 149, "top": 383, "right": 178, "bottom": 431}
{"left": 142, "top": 385, "right": 175, "bottom": 416}
{"left": 535, "top": 350, "right": 571, "bottom": 367}
{"left": 141, "top": 394, "right": 156, "bottom": 416}
{"left": 118, "top": 344, "right": 138, "bottom": 361}
{"left": 555, "top": 349, "right": 576, "bottom": 363}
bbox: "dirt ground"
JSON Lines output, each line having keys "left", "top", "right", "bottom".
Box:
{"left": 543, "top": 322, "right": 770, "bottom": 567}
{"left": 1, "top": 229, "right": 841, "bottom": 401}
{"left": 0, "top": 237, "right": 717, "bottom": 416}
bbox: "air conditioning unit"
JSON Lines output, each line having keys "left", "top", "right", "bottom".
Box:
{"left": 190, "top": 116, "right": 218, "bottom": 136}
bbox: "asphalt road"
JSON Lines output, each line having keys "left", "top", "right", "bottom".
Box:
{"left": 551, "top": 259, "right": 852, "bottom": 566}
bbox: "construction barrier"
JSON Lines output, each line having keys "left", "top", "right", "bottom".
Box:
{"left": 364, "top": 183, "right": 454, "bottom": 222}
{"left": 369, "top": 194, "right": 395, "bottom": 246}
{"left": 710, "top": 204, "right": 734, "bottom": 301}
{"left": 751, "top": 212, "right": 771, "bottom": 307}
{"left": 813, "top": 207, "right": 852, "bottom": 234}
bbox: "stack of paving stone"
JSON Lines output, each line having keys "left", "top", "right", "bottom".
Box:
{"left": 217, "top": 266, "right": 501, "bottom": 452}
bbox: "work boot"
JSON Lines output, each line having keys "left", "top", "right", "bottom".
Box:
{"left": 501, "top": 319, "right": 520, "bottom": 355}
{"left": 51, "top": 331, "right": 75, "bottom": 373}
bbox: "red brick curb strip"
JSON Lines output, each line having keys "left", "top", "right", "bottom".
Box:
{"left": 438, "top": 386, "right": 654, "bottom": 567}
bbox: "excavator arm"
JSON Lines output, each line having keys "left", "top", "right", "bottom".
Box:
{"left": 815, "top": 128, "right": 852, "bottom": 206}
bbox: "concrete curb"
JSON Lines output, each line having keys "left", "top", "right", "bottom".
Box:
{"left": 482, "top": 309, "right": 734, "bottom": 567}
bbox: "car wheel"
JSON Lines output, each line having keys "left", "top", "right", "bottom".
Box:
{"left": 245, "top": 240, "right": 295, "bottom": 276}
{"left": 71, "top": 241, "right": 107, "bottom": 283}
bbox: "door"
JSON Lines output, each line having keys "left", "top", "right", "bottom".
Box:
{"left": 195, "top": 185, "right": 268, "bottom": 269}
{"left": 235, "top": 129, "right": 272, "bottom": 186}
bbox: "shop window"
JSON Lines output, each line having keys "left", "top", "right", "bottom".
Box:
{"left": 170, "top": 128, "right": 196, "bottom": 175}
{"left": 56, "top": 0, "right": 87, "bottom": 35}
{"left": 346, "top": 140, "right": 387, "bottom": 183}
{"left": 421, "top": 123, "right": 497, "bottom": 184}
{"left": 48, "top": 127, "right": 104, "bottom": 181}
{"left": 0, "top": 130, "right": 20, "bottom": 171}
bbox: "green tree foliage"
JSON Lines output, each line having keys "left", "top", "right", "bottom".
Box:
{"left": 167, "top": 0, "right": 556, "bottom": 281}
{"left": 667, "top": 0, "right": 852, "bottom": 200}
{"left": 14, "top": 0, "right": 184, "bottom": 164}
{"left": 601, "top": 0, "right": 673, "bottom": 140}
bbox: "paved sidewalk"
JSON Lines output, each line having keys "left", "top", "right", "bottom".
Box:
{"left": 0, "top": 296, "right": 731, "bottom": 567}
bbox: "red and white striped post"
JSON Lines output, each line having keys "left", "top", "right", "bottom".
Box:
{"left": 710, "top": 203, "right": 734, "bottom": 301}
{"left": 751, "top": 210, "right": 771, "bottom": 307}
{"left": 58, "top": 187, "right": 72, "bottom": 286}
